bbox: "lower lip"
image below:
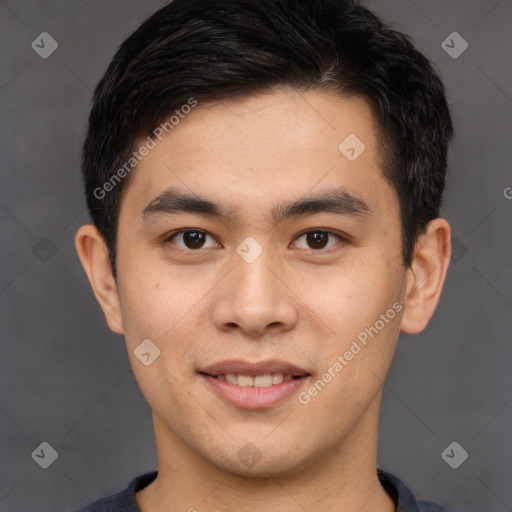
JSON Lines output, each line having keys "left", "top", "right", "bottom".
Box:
{"left": 200, "top": 374, "right": 309, "bottom": 410}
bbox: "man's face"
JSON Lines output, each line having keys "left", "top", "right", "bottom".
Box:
{"left": 114, "top": 89, "right": 408, "bottom": 476}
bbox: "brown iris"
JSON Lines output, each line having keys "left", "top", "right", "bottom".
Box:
{"left": 182, "top": 230, "right": 207, "bottom": 249}
{"left": 306, "top": 231, "right": 329, "bottom": 249}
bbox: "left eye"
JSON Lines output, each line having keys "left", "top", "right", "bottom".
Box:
{"left": 293, "top": 230, "right": 343, "bottom": 250}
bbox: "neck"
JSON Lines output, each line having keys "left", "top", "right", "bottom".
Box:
{"left": 136, "top": 394, "right": 396, "bottom": 512}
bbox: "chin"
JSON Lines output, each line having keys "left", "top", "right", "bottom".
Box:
{"left": 207, "top": 443, "right": 314, "bottom": 479}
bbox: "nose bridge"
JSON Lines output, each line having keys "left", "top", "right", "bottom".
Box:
{"left": 211, "top": 239, "right": 298, "bottom": 335}
{"left": 231, "top": 241, "right": 280, "bottom": 309}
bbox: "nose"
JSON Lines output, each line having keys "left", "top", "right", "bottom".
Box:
{"left": 211, "top": 248, "right": 299, "bottom": 338}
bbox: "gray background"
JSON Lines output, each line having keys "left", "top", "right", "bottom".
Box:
{"left": 0, "top": 0, "right": 510, "bottom": 510}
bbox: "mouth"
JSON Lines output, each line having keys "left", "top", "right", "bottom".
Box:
{"left": 198, "top": 359, "right": 311, "bottom": 409}
{"left": 199, "top": 373, "right": 306, "bottom": 387}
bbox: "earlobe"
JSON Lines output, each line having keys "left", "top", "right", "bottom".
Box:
{"left": 400, "top": 218, "right": 451, "bottom": 334}
{"left": 74, "top": 224, "right": 125, "bottom": 335}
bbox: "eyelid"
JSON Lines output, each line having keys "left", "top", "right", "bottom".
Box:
{"left": 294, "top": 227, "right": 350, "bottom": 241}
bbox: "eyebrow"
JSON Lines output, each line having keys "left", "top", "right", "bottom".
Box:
{"left": 141, "top": 186, "right": 372, "bottom": 223}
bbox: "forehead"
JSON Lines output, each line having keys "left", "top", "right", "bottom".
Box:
{"left": 160, "top": 89, "right": 380, "bottom": 164}
{"left": 123, "top": 88, "right": 395, "bottom": 219}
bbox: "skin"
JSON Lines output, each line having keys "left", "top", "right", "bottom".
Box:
{"left": 75, "top": 88, "right": 451, "bottom": 512}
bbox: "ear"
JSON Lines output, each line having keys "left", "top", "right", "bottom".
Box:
{"left": 75, "top": 224, "right": 125, "bottom": 335}
{"left": 400, "top": 218, "right": 451, "bottom": 334}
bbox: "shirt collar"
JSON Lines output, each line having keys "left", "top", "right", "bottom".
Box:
{"left": 378, "top": 468, "right": 421, "bottom": 511}
{"left": 119, "top": 467, "right": 420, "bottom": 512}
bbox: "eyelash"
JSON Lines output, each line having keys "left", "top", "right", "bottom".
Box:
{"left": 163, "top": 228, "right": 349, "bottom": 253}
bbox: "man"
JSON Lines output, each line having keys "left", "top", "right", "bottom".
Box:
{"left": 73, "top": 0, "right": 460, "bottom": 510}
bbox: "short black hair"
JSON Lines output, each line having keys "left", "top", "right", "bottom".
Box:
{"left": 81, "top": 0, "right": 453, "bottom": 277}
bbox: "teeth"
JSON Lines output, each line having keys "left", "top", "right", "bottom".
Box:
{"left": 225, "top": 374, "right": 238, "bottom": 385}
{"left": 238, "top": 374, "right": 254, "bottom": 387}
{"left": 218, "top": 373, "right": 298, "bottom": 387}
{"left": 254, "top": 374, "right": 272, "bottom": 387}
{"left": 272, "top": 374, "right": 284, "bottom": 385}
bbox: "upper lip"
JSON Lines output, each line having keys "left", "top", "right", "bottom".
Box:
{"left": 199, "top": 359, "right": 310, "bottom": 377}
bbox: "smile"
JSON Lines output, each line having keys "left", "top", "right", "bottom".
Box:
{"left": 198, "top": 359, "right": 311, "bottom": 409}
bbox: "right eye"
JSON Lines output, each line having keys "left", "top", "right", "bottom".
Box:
{"left": 164, "top": 229, "right": 221, "bottom": 251}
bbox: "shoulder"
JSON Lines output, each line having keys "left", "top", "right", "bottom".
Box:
{"left": 72, "top": 496, "right": 114, "bottom": 512}
{"left": 69, "top": 470, "right": 158, "bottom": 512}
{"left": 377, "top": 468, "right": 467, "bottom": 512}
{"left": 417, "top": 499, "right": 465, "bottom": 512}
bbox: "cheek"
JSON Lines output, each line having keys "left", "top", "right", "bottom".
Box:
{"left": 311, "top": 258, "right": 401, "bottom": 337}
{"left": 297, "top": 262, "right": 403, "bottom": 424}
{"left": 305, "top": 253, "right": 404, "bottom": 396}
{"left": 118, "top": 268, "right": 209, "bottom": 399}
{"left": 117, "top": 253, "right": 213, "bottom": 345}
